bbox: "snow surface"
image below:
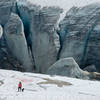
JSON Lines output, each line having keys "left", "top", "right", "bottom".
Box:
{"left": 0, "top": 69, "right": 100, "bottom": 100}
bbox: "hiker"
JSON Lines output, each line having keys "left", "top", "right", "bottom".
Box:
{"left": 18, "top": 82, "right": 22, "bottom": 92}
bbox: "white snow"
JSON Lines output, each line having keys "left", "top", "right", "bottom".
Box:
{"left": 0, "top": 69, "right": 100, "bottom": 100}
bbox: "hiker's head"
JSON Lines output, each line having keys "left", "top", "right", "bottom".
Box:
{"left": 19, "top": 82, "right": 21, "bottom": 84}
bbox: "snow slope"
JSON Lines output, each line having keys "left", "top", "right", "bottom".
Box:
{"left": 0, "top": 69, "right": 100, "bottom": 100}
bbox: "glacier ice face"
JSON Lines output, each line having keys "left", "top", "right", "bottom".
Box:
{"left": 1, "top": 0, "right": 100, "bottom": 74}
{"left": 4, "top": 13, "right": 34, "bottom": 72}
{"left": 47, "top": 57, "right": 89, "bottom": 79}
{"left": 17, "top": 0, "right": 63, "bottom": 73}
{"left": 18, "top": 0, "right": 100, "bottom": 22}
{"left": 59, "top": 3, "right": 100, "bottom": 72}
{"left": 0, "top": 25, "right": 3, "bottom": 38}
{"left": 0, "top": 0, "right": 17, "bottom": 26}
{"left": 30, "top": 7, "right": 62, "bottom": 73}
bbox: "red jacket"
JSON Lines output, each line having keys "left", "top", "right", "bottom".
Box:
{"left": 19, "top": 83, "right": 22, "bottom": 88}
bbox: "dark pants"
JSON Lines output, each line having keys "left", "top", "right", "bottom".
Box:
{"left": 18, "top": 87, "right": 22, "bottom": 92}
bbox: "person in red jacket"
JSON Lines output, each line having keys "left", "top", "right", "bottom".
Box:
{"left": 18, "top": 82, "right": 22, "bottom": 92}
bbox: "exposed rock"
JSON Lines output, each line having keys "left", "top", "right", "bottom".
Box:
{"left": 59, "top": 3, "right": 100, "bottom": 72}
{"left": 47, "top": 57, "right": 89, "bottom": 79}
{"left": 83, "top": 65, "right": 97, "bottom": 72}
{"left": 4, "top": 13, "right": 33, "bottom": 72}
{"left": 0, "top": 0, "right": 17, "bottom": 26}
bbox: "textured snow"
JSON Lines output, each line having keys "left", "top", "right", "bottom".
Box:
{"left": 0, "top": 69, "right": 100, "bottom": 100}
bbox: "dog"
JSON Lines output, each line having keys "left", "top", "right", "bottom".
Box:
{"left": 22, "top": 88, "right": 24, "bottom": 92}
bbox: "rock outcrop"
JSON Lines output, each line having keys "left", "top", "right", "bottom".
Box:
{"left": 0, "top": 0, "right": 17, "bottom": 26}
{"left": 47, "top": 57, "right": 89, "bottom": 79}
{"left": 59, "top": 4, "right": 100, "bottom": 72}
{"left": 4, "top": 13, "right": 33, "bottom": 72}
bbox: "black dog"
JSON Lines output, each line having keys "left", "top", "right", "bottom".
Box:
{"left": 22, "top": 88, "right": 24, "bottom": 92}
